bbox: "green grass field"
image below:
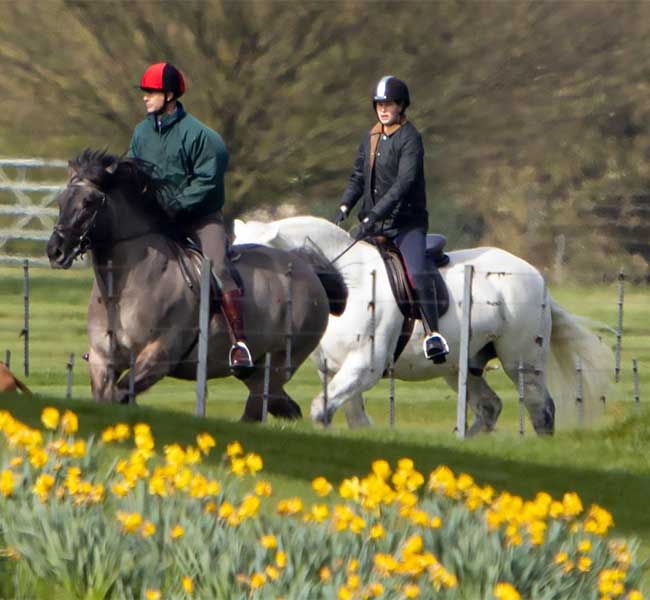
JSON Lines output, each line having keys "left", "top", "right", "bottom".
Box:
{"left": 1, "top": 265, "right": 649, "bottom": 581}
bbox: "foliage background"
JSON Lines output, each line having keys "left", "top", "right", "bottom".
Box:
{"left": 2, "top": 0, "right": 650, "bottom": 280}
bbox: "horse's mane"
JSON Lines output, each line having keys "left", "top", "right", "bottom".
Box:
{"left": 70, "top": 149, "right": 172, "bottom": 226}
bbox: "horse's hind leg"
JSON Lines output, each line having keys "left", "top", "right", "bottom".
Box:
{"left": 444, "top": 373, "right": 502, "bottom": 435}
{"left": 502, "top": 362, "right": 555, "bottom": 435}
{"left": 240, "top": 356, "right": 302, "bottom": 422}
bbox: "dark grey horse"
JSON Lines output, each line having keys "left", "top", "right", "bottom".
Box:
{"left": 47, "top": 150, "right": 346, "bottom": 420}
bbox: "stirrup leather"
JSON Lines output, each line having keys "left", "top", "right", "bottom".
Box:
{"left": 423, "top": 332, "right": 450, "bottom": 363}
{"left": 229, "top": 341, "right": 253, "bottom": 368}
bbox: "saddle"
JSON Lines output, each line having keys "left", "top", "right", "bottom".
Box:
{"left": 369, "top": 234, "right": 451, "bottom": 363}
{"left": 168, "top": 237, "right": 244, "bottom": 310}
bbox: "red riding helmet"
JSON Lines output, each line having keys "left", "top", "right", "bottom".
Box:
{"left": 139, "top": 62, "right": 186, "bottom": 98}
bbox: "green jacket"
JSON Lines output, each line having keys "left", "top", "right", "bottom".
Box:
{"left": 127, "top": 102, "right": 229, "bottom": 220}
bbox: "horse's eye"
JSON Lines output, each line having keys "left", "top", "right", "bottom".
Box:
{"left": 82, "top": 195, "right": 96, "bottom": 207}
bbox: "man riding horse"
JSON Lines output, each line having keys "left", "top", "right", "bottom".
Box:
{"left": 128, "top": 62, "right": 253, "bottom": 374}
{"left": 334, "top": 76, "right": 450, "bottom": 363}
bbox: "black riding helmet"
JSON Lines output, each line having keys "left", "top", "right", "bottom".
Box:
{"left": 372, "top": 76, "right": 410, "bottom": 113}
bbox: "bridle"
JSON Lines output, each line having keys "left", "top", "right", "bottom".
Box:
{"left": 53, "top": 178, "right": 107, "bottom": 262}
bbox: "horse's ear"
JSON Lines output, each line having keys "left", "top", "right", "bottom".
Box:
{"left": 67, "top": 162, "right": 78, "bottom": 178}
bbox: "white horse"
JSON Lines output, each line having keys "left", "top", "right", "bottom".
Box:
{"left": 234, "top": 216, "right": 613, "bottom": 434}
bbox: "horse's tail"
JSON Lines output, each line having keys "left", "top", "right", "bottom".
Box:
{"left": 289, "top": 247, "right": 348, "bottom": 316}
{"left": 0, "top": 362, "right": 32, "bottom": 396}
{"left": 547, "top": 297, "right": 613, "bottom": 423}
{"left": 13, "top": 375, "right": 32, "bottom": 396}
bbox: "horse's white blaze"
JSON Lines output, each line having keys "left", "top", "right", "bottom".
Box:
{"left": 235, "top": 216, "right": 612, "bottom": 431}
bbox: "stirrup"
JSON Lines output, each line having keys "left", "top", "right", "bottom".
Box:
{"left": 229, "top": 341, "right": 253, "bottom": 367}
{"left": 423, "top": 332, "right": 449, "bottom": 364}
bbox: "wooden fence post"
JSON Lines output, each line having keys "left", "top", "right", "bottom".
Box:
{"left": 632, "top": 359, "right": 640, "bottom": 408}
{"left": 3, "top": 349, "right": 9, "bottom": 368}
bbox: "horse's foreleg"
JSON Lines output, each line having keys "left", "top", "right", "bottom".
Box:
{"left": 88, "top": 349, "right": 121, "bottom": 403}
{"left": 343, "top": 392, "right": 372, "bottom": 428}
{"left": 114, "top": 340, "right": 171, "bottom": 404}
{"left": 311, "top": 354, "right": 381, "bottom": 427}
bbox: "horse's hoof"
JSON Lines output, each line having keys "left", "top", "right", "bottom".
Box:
{"left": 313, "top": 407, "right": 334, "bottom": 427}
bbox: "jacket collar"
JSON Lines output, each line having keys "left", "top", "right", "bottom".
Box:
{"left": 370, "top": 115, "right": 407, "bottom": 138}
{"left": 148, "top": 101, "right": 186, "bottom": 132}
{"left": 369, "top": 116, "right": 407, "bottom": 173}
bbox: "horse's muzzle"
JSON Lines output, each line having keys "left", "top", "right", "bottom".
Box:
{"left": 47, "top": 230, "right": 74, "bottom": 269}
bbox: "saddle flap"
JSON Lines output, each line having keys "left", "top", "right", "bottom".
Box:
{"left": 370, "top": 237, "right": 449, "bottom": 322}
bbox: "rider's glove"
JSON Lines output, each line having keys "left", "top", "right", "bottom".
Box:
{"left": 334, "top": 205, "right": 349, "bottom": 226}
{"left": 355, "top": 212, "right": 378, "bottom": 240}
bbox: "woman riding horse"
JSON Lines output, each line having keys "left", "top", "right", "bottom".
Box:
{"left": 128, "top": 62, "right": 253, "bottom": 376}
{"left": 335, "top": 76, "right": 450, "bottom": 363}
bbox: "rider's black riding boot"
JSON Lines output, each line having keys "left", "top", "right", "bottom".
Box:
{"left": 412, "top": 273, "right": 450, "bottom": 364}
{"left": 221, "top": 289, "right": 254, "bottom": 378}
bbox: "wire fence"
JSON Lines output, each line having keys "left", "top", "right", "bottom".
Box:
{"left": 1, "top": 257, "right": 645, "bottom": 436}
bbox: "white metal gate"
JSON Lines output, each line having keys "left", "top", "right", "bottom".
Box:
{"left": 0, "top": 158, "right": 67, "bottom": 265}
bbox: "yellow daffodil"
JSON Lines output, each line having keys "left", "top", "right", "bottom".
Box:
{"left": 260, "top": 534, "right": 277, "bottom": 549}
{"left": 226, "top": 441, "right": 243, "bottom": 457}
{"left": 182, "top": 576, "right": 193, "bottom": 593}
{"left": 493, "top": 582, "right": 521, "bottom": 600}
{"left": 312, "top": 476, "right": 333, "bottom": 497}
{"left": 245, "top": 453, "right": 263, "bottom": 474}
{"left": 370, "top": 523, "right": 385, "bottom": 539}
{"left": 255, "top": 480, "right": 272, "bottom": 496}
{"left": 61, "top": 410, "right": 79, "bottom": 435}
{"left": 0, "top": 470, "right": 16, "bottom": 496}
{"left": 170, "top": 524, "right": 185, "bottom": 539}
{"left": 250, "top": 572, "right": 266, "bottom": 589}
{"left": 196, "top": 432, "right": 216, "bottom": 454}
{"left": 41, "top": 407, "right": 60, "bottom": 430}
{"left": 116, "top": 511, "right": 143, "bottom": 533}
